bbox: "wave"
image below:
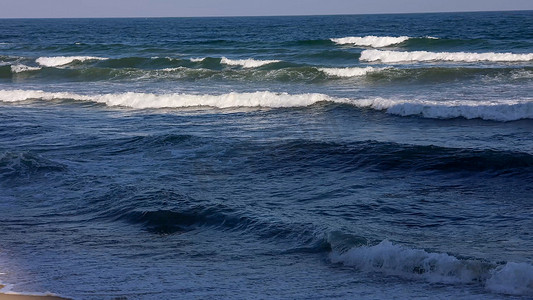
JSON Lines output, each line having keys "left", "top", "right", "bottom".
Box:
{"left": 220, "top": 57, "right": 280, "bottom": 68}
{"left": 251, "top": 139, "right": 533, "bottom": 176}
{"left": 0, "top": 89, "right": 343, "bottom": 109}
{"left": 2, "top": 89, "right": 533, "bottom": 121}
{"left": 330, "top": 240, "right": 533, "bottom": 296}
{"left": 0, "top": 151, "right": 66, "bottom": 180}
{"left": 330, "top": 36, "right": 411, "bottom": 47}
{"left": 10, "top": 64, "right": 42, "bottom": 73}
{"left": 35, "top": 56, "right": 108, "bottom": 67}
{"left": 360, "top": 49, "right": 533, "bottom": 63}
{"left": 318, "top": 66, "right": 384, "bottom": 77}
{"left": 354, "top": 98, "right": 533, "bottom": 121}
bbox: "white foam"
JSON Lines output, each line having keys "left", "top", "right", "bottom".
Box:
{"left": 486, "top": 262, "right": 533, "bottom": 295}
{"left": 190, "top": 57, "right": 205, "bottom": 62}
{"left": 330, "top": 240, "right": 485, "bottom": 283}
{"left": 35, "top": 56, "right": 108, "bottom": 67}
{"left": 10, "top": 64, "right": 41, "bottom": 73}
{"left": 331, "top": 240, "right": 533, "bottom": 296}
{"left": 351, "top": 98, "right": 533, "bottom": 121}
{"left": 360, "top": 49, "right": 533, "bottom": 63}
{"left": 319, "top": 66, "right": 383, "bottom": 77}
{"left": 1, "top": 89, "right": 532, "bottom": 121}
{"left": 0, "top": 89, "right": 344, "bottom": 109}
{"left": 220, "top": 57, "right": 280, "bottom": 68}
{"left": 331, "top": 36, "right": 410, "bottom": 47}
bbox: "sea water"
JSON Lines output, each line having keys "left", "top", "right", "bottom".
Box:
{"left": 0, "top": 11, "right": 532, "bottom": 299}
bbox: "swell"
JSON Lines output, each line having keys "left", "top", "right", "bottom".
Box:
{"left": 0, "top": 151, "right": 67, "bottom": 181}
{"left": 3, "top": 61, "right": 531, "bottom": 84}
{"left": 247, "top": 140, "right": 533, "bottom": 177}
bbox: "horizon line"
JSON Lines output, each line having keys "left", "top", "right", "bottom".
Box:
{"left": 0, "top": 9, "right": 531, "bottom": 20}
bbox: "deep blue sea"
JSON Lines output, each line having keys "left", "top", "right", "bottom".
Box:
{"left": 0, "top": 11, "right": 532, "bottom": 299}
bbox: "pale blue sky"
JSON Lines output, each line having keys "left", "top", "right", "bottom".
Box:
{"left": 0, "top": 0, "right": 531, "bottom": 18}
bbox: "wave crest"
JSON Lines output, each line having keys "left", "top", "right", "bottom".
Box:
{"left": 360, "top": 49, "right": 533, "bottom": 63}
{"left": 220, "top": 57, "right": 280, "bottom": 68}
{"left": 331, "top": 240, "right": 533, "bottom": 296}
{"left": 331, "top": 36, "right": 411, "bottom": 47}
{"left": 2, "top": 89, "right": 533, "bottom": 121}
{"left": 319, "top": 66, "right": 383, "bottom": 77}
{"left": 36, "top": 56, "right": 108, "bottom": 67}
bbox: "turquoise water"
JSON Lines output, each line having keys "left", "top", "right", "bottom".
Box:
{"left": 0, "top": 11, "right": 532, "bottom": 299}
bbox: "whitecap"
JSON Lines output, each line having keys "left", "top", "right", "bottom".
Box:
{"left": 220, "top": 57, "right": 280, "bottom": 68}
{"left": 360, "top": 49, "right": 533, "bottom": 63}
{"left": 331, "top": 36, "right": 411, "bottom": 47}
{"left": 35, "top": 56, "right": 108, "bottom": 67}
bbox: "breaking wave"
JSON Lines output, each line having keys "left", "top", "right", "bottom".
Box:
{"left": 319, "top": 66, "right": 384, "bottom": 77}
{"left": 10, "top": 64, "right": 41, "bottom": 73}
{"left": 330, "top": 36, "right": 411, "bottom": 47}
{"left": 36, "top": 56, "right": 108, "bottom": 67}
{"left": 330, "top": 240, "right": 533, "bottom": 296}
{"left": 1, "top": 89, "right": 533, "bottom": 121}
{"left": 360, "top": 49, "right": 533, "bottom": 63}
{"left": 220, "top": 57, "right": 281, "bottom": 68}
{"left": 0, "top": 89, "right": 344, "bottom": 109}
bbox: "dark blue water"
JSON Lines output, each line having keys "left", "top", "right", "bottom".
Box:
{"left": 0, "top": 11, "right": 532, "bottom": 299}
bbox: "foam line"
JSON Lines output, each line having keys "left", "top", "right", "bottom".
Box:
{"left": 360, "top": 49, "right": 533, "bottom": 63}
{"left": 36, "top": 56, "right": 108, "bottom": 67}
{"left": 220, "top": 57, "right": 280, "bottom": 68}
{"left": 331, "top": 36, "right": 411, "bottom": 47}
{"left": 10, "top": 64, "right": 42, "bottom": 73}
{"left": 319, "top": 66, "right": 384, "bottom": 77}
{"left": 1, "top": 89, "right": 532, "bottom": 121}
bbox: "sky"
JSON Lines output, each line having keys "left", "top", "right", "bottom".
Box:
{"left": 0, "top": 0, "right": 531, "bottom": 18}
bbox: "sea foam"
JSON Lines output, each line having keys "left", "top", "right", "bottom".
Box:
{"left": 353, "top": 98, "right": 533, "bottom": 121}
{"left": 360, "top": 49, "right": 533, "bottom": 63}
{"left": 319, "top": 66, "right": 383, "bottom": 77}
{"left": 330, "top": 240, "right": 533, "bottom": 296}
{"left": 0, "top": 89, "right": 343, "bottom": 109}
{"left": 1, "top": 89, "right": 532, "bottom": 121}
{"left": 220, "top": 57, "right": 280, "bottom": 68}
{"left": 331, "top": 36, "right": 410, "bottom": 47}
{"left": 35, "top": 56, "right": 108, "bottom": 67}
{"left": 10, "top": 64, "right": 42, "bottom": 73}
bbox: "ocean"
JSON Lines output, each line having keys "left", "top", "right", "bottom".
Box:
{"left": 0, "top": 11, "right": 532, "bottom": 299}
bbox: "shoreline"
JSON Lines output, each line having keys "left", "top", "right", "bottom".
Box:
{"left": 0, "top": 285, "right": 70, "bottom": 300}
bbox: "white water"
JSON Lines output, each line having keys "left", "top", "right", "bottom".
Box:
{"left": 361, "top": 49, "right": 533, "bottom": 63}
{"left": 36, "top": 56, "right": 108, "bottom": 67}
{"left": 220, "top": 57, "right": 280, "bottom": 68}
{"left": 319, "top": 66, "right": 384, "bottom": 77}
{"left": 331, "top": 240, "right": 533, "bottom": 296}
{"left": 331, "top": 36, "right": 411, "bottom": 47}
{"left": 10, "top": 64, "right": 41, "bottom": 73}
{"left": 1, "top": 89, "right": 532, "bottom": 121}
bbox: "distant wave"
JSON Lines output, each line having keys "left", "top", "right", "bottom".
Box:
{"left": 330, "top": 240, "right": 533, "bottom": 296}
{"left": 318, "top": 66, "right": 384, "bottom": 77}
{"left": 1, "top": 89, "right": 532, "bottom": 121}
{"left": 220, "top": 57, "right": 280, "bottom": 68}
{"left": 36, "top": 56, "right": 108, "bottom": 67}
{"left": 10, "top": 64, "right": 41, "bottom": 73}
{"left": 330, "top": 36, "right": 412, "bottom": 47}
{"left": 360, "top": 49, "right": 533, "bottom": 63}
